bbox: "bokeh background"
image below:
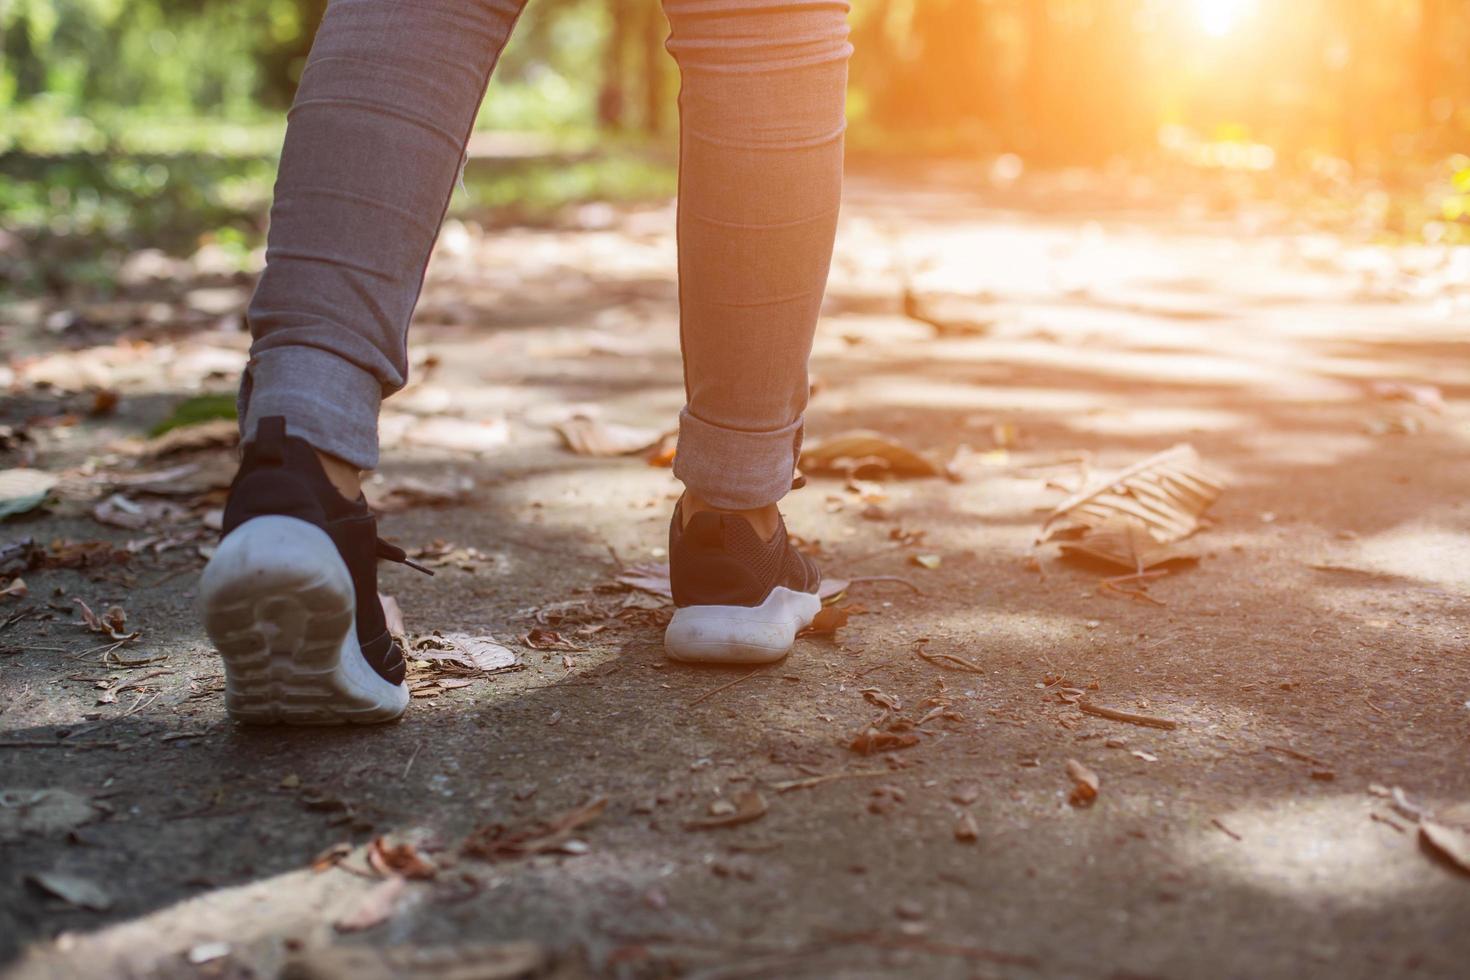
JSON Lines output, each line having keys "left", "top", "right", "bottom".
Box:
{"left": 2, "top": 0, "right": 1468, "bottom": 296}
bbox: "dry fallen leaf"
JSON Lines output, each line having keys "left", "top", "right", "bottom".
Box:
{"left": 848, "top": 726, "right": 920, "bottom": 755}
{"left": 1043, "top": 444, "right": 1224, "bottom": 546}
{"left": 462, "top": 797, "right": 608, "bottom": 861}
{"left": 27, "top": 871, "right": 113, "bottom": 911}
{"left": 285, "top": 942, "right": 547, "bottom": 980}
{"left": 380, "top": 594, "right": 406, "bottom": 637}
{"left": 0, "top": 789, "right": 101, "bottom": 842}
{"left": 902, "top": 288, "right": 996, "bottom": 337}
{"left": 413, "top": 633, "right": 519, "bottom": 673}
{"left": 954, "top": 811, "right": 980, "bottom": 842}
{"left": 910, "top": 553, "right": 942, "bottom": 570}
{"left": 333, "top": 876, "right": 408, "bottom": 933}
{"left": 1420, "top": 821, "right": 1470, "bottom": 875}
{"left": 364, "top": 475, "right": 474, "bottom": 513}
{"left": 91, "top": 493, "right": 187, "bottom": 531}
{"left": 615, "top": 562, "right": 674, "bottom": 599}
{"left": 554, "top": 416, "right": 664, "bottom": 457}
{"left": 684, "top": 790, "right": 768, "bottom": 830}
{"left": 802, "top": 605, "right": 850, "bottom": 636}
{"left": 800, "top": 430, "right": 941, "bottom": 479}
{"left": 398, "top": 416, "right": 510, "bottom": 454}
{"left": 367, "top": 837, "right": 437, "bottom": 880}
{"left": 0, "top": 469, "right": 58, "bottom": 521}
{"left": 1057, "top": 517, "right": 1199, "bottom": 573}
{"left": 1066, "top": 759, "right": 1100, "bottom": 806}
{"left": 0, "top": 577, "right": 27, "bottom": 600}
{"left": 74, "top": 598, "right": 133, "bottom": 640}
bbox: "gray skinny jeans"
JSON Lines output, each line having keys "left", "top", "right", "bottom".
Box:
{"left": 241, "top": 0, "right": 851, "bottom": 510}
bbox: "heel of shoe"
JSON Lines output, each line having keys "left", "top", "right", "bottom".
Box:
{"left": 664, "top": 587, "right": 822, "bottom": 665}
{"left": 200, "top": 516, "right": 407, "bottom": 725}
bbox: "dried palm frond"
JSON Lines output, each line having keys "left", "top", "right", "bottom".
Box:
{"left": 1042, "top": 444, "right": 1224, "bottom": 546}
{"left": 1057, "top": 517, "right": 1201, "bottom": 573}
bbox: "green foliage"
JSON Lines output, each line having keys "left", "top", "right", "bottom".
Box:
{"left": 149, "top": 393, "right": 238, "bottom": 437}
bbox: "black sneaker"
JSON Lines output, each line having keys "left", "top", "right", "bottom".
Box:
{"left": 199, "top": 417, "right": 428, "bottom": 724}
{"left": 663, "top": 501, "right": 822, "bottom": 664}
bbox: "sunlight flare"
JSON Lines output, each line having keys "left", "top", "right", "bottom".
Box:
{"left": 1192, "top": 0, "right": 1254, "bottom": 38}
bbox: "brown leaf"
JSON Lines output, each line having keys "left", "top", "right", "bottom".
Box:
{"left": 645, "top": 431, "right": 678, "bottom": 467}
{"left": 367, "top": 837, "right": 437, "bottom": 880}
{"left": 523, "top": 628, "right": 576, "bottom": 651}
{"left": 463, "top": 797, "right": 608, "bottom": 862}
{"left": 954, "top": 811, "right": 980, "bottom": 842}
{"left": 1420, "top": 821, "right": 1470, "bottom": 875}
{"left": 902, "top": 288, "right": 997, "bottom": 338}
{"left": 310, "top": 842, "right": 352, "bottom": 872}
{"left": 799, "top": 430, "right": 942, "bottom": 479}
{"left": 848, "top": 726, "right": 920, "bottom": 755}
{"left": 1043, "top": 444, "right": 1224, "bottom": 546}
{"left": 554, "top": 416, "right": 663, "bottom": 457}
{"left": 379, "top": 594, "right": 406, "bottom": 637}
{"left": 1057, "top": 518, "right": 1200, "bottom": 573}
{"left": 1066, "top": 759, "right": 1100, "bottom": 806}
{"left": 142, "top": 420, "right": 239, "bottom": 458}
{"left": 802, "top": 605, "right": 850, "bottom": 637}
{"left": 1, "top": 576, "right": 27, "bottom": 600}
{"left": 333, "top": 876, "right": 408, "bottom": 933}
{"left": 861, "top": 688, "right": 902, "bottom": 711}
{"left": 615, "top": 562, "right": 674, "bottom": 599}
{"left": 43, "top": 539, "right": 131, "bottom": 570}
{"left": 74, "top": 598, "right": 133, "bottom": 640}
{"left": 684, "top": 790, "right": 768, "bottom": 830}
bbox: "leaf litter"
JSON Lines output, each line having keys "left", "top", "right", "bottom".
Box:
{"left": 462, "top": 796, "right": 609, "bottom": 862}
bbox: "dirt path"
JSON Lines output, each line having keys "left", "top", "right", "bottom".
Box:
{"left": 3, "top": 167, "right": 1469, "bottom": 979}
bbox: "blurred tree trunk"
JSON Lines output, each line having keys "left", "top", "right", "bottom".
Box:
{"left": 639, "top": 0, "right": 667, "bottom": 134}
{"left": 599, "top": 0, "right": 629, "bottom": 129}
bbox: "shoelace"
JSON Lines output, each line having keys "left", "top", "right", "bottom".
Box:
{"left": 376, "top": 539, "right": 435, "bottom": 576}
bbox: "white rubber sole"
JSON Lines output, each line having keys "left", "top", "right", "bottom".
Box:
{"left": 199, "top": 515, "right": 409, "bottom": 725}
{"left": 663, "top": 586, "right": 823, "bottom": 665}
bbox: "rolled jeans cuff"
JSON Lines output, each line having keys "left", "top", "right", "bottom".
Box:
{"left": 239, "top": 346, "right": 384, "bottom": 471}
{"left": 673, "top": 407, "right": 803, "bottom": 511}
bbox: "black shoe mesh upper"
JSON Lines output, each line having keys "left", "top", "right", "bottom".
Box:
{"left": 222, "top": 417, "right": 405, "bottom": 686}
{"left": 669, "top": 503, "right": 820, "bottom": 608}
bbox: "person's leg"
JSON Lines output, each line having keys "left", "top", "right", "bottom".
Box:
{"left": 662, "top": 0, "right": 852, "bottom": 518}
{"left": 204, "top": 0, "right": 527, "bottom": 724}
{"left": 659, "top": 0, "right": 851, "bottom": 663}
{"left": 241, "top": 0, "right": 529, "bottom": 487}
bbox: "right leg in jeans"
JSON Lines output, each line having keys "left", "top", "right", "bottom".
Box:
{"left": 204, "top": 0, "right": 527, "bottom": 725}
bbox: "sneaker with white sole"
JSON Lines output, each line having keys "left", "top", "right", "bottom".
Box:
{"left": 663, "top": 502, "right": 822, "bottom": 664}
{"left": 199, "top": 417, "right": 428, "bottom": 724}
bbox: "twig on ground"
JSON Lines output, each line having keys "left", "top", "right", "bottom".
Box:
{"left": 403, "top": 742, "right": 423, "bottom": 779}
{"left": 1264, "top": 744, "right": 1330, "bottom": 768}
{"left": 1370, "top": 812, "right": 1406, "bottom": 833}
{"left": 769, "top": 769, "right": 889, "bottom": 793}
{"left": 687, "top": 667, "right": 769, "bottom": 707}
{"left": 1364, "top": 699, "right": 1386, "bottom": 715}
{"left": 914, "top": 647, "right": 987, "bottom": 674}
{"left": 853, "top": 659, "right": 896, "bottom": 679}
{"left": 1211, "top": 817, "right": 1242, "bottom": 841}
{"left": 1078, "top": 700, "right": 1180, "bottom": 730}
{"left": 847, "top": 575, "right": 924, "bottom": 595}
{"left": 1099, "top": 569, "right": 1169, "bottom": 605}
